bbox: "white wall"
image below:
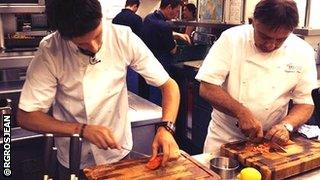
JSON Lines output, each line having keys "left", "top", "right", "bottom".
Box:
{"left": 99, "top": 0, "right": 160, "bottom": 20}
{"left": 136, "top": 0, "right": 161, "bottom": 19}
{"left": 99, "top": 0, "right": 126, "bottom": 19}
{"left": 309, "top": 0, "right": 320, "bottom": 29}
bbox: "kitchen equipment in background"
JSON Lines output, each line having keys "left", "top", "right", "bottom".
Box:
{"left": 31, "top": 13, "right": 47, "bottom": 28}
{"left": 209, "top": 156, "right": 239, "bottom": 179}
{"left": 0, "top": 16, "right": 4, "bottom": 50}
{"left": 0, "top": 69, "right": 21, "bottom": 82}
{"left": 0, "top": 98, "right": 12, "bottom": 132}
{"left": 0, "top": 4, "right": 48, "bottom": 51}
{"left": 4, "top": 31, "right": 44, "bottom": 49}
{"left": 0, "top": 0, "right": 45, "bottom": 5}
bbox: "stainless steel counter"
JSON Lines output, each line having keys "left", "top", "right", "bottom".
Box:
{"left": 192, "top": 153, "right": 320, "bottom": 179}
{"left": 0, "top": 51, "right": 35, "bottom": 69}
{"left": 0, "top": 91, "right": 162, "bottom": 144}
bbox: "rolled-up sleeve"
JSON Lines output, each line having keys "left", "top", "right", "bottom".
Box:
{"left": 195, "top": 31, "right": 232, "bottom": 86}
{"left": 19, "top": 44, "right": 57, "bottom": 113}
{"left": 124, "top": 29, "right": 170, "bottom": 87}
{"left": 292, "top": 46, "right": 318, "bottom": 105}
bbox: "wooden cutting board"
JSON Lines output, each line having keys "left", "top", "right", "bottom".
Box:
{"left": 220, "top": 135, "right": 320, "bottom": 180}
{"left": 84, "top": 151, "right": 220, "bottom": 179}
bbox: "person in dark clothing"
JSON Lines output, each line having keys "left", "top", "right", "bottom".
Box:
{"left": 142, "top": 0, "right": 190, "bottom": 72}
{"left": 112, "top": 0, "right": 148, "bottom": 98}
{"left": 112, "top": 0, "right": 142, "bottom": 38}
{"left": 182, "top": 3, "right": 197, "bottom": 37}
{"left": 142, "top": 0, "right": 190, "bottom": 105}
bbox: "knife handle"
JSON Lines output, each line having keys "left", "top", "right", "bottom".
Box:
{"left": 43, "top": 133, "right": 54, "bottom": 178}
{"left": 69, "top": 134, "right": 82, "bottom": 179}
{"left": 48, "top": 147, "right": 57, "bottom": 179}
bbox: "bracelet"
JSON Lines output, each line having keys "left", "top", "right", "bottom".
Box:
{"left": 79, "top": 124, "right": 87, "bottom": 138}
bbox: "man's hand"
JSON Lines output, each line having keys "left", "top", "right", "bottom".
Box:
{"left": 178, "top": 33, "right": 191, "bottom": 45}
{"left": 265, "top": 123, "right": 290, "bottom": 145}
{"left": 82, "top": 124, "right": 121, "bottom": 150}
{"left": 237, "top": 108, "right": 263, "bottom": 142}
{"left": 151, "top": 127, "right": 180, "bottom": 166}
{"left": 172, "top": 32, "right": 191, "bottom": 45}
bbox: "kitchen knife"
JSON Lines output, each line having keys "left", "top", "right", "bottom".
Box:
{"left": 269, "top": 141, "right": 287, "bottom": 153}
{"left": 263, "top": 137, "right": 287, "bottom": 153}
{"left": 43, "top": 133, "right": 54, "bottom": 180}
{"left": 48, "top": 147, "right": 57, "bottom": 180}
{"left": 69, "top": 134, "right": 82, "bottom": 180}
{"left": 121, "top": 146, "right": 151, "bottom": 158}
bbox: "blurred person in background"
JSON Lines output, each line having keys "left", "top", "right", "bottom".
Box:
{"left": 113, "top": 0, "right": 149, "bottom": 99}
{"left": 113, "top": 0, "right": 143, "bottom": 38}
{"left": 142, "top": 0, "right": 190, "bottom": 105}
{"left": 182, "top": 3, "right": 197, "bottom": 37}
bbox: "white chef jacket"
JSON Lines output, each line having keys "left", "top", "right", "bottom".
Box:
{"left": 195, "top": 24, "right": 317, "bottom": 155}
{"left": 19, "top": 20, "right": 169, "bottom": 168}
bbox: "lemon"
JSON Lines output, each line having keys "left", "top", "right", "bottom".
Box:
{"left": 237, "top": 167, "right": 262, "bottom": 180}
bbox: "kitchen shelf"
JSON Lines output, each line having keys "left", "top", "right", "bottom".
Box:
{"left": 171, "top": 20, "right": 241, "bottom": 28}
{"left": 0, "top": 5, "right": 45, "bottom": 13}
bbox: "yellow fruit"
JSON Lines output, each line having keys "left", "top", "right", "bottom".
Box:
{"left": 238, "top": 167, "right": 262, "bottom": 180}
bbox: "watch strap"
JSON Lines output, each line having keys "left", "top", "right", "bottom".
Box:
{"left": 156, "top": 121, "right": 175, "bottom": 135}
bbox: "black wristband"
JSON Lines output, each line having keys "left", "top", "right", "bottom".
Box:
{"left": 79, "top": 124, "right": 87, "bottom": 138}
{"left": 156, "top": 121, "right": 175, "bottom": 135}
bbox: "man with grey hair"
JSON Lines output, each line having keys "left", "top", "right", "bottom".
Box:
{"left": 196, "top": 0, "right": 317, "bottom": 155}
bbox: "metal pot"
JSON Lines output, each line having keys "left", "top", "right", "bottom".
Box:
{"left": 210, "top": 156, "right": 239, "bottom": 179}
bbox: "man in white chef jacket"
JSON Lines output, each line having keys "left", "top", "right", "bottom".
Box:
{"left": 196, "top": 0, "right": 317, "bottom": 155}
{"left": 16, "top": 0, "right": 180, "bottom": 178}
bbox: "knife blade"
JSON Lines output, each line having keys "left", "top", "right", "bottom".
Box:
{"left": 263, "top": 137, "right": 287, "bottom": 153}
{"left": 121, "top": 146, "right": 151, "bottom": 158}
{"left": 269, "top": 142, "right": 287, "bottom": 153}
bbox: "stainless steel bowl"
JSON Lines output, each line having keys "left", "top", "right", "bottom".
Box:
{"left": 210, "top": 156, "right": 239, "bottom": 179}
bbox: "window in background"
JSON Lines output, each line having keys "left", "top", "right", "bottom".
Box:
{"left": 309, "top": 0, "right": 320, "bottom": 29}
{"left": 294, "top": 0, "right": 307, "bottom": 28}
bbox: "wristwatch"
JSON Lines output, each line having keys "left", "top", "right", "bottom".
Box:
{"left": 283, "top": 123, "right": 294, "bottom": 133}
{"left": 156, "top": 121, "right": 176, "bottom": 135}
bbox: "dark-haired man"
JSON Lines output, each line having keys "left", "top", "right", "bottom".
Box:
{"left": 182, "top": 3, "right": 197, "bottom": 37}
{"left": 17, "top": 0, "right": 180, "bottom": 178}
{"left": 142, "top": 0, "right": 190, "bottom": 105}
{"left": 196, "top": 0, "right": 317, "bottom": 155}
{"left": 113, "top": 0, "right": 142, "bottom": 38}
{"left": 142, "top": 0, "right": 190, "bottom": 73}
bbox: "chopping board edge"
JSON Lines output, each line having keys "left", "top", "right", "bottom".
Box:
{"left": 180, "top": 150, "right": 221, "bottom": 179}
